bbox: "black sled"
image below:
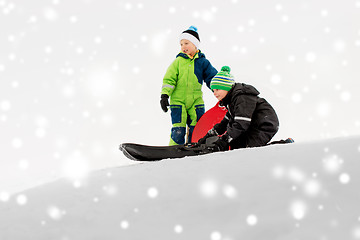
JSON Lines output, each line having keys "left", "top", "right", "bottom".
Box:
{"left": 119, "top": 137, "right": 294, "bottom": 161}
{"left": 119, "top": 142, "right": 216, "bottom": 161}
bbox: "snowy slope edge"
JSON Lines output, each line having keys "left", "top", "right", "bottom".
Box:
{"left": 1, "top": 136, "right": 360, "bottom": 240}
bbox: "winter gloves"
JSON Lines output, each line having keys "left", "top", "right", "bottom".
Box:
{"left": 213, "top": 134, "right": 232, "bottom": 151}
{"left": 160, "top": 94, "right": 169, "bottom": 112}
{"left": 198, "top": 128, "right": 218, "bottom": 145}
{"left": 198, "top": 128, "right": 232, "bottom": 152}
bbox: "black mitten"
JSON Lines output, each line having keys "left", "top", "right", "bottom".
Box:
{"left": 198, "top": 128, "right": 217, "bottom": 145}
{"left": 213, "top": 134, "right": 232, "bottom": 152}
{"left": 160, "top": 94, "right": 169, "bottom": 112}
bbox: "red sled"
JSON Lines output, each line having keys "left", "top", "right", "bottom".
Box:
{"left": 191, "top": 102, "right": 227, "bottom": 143}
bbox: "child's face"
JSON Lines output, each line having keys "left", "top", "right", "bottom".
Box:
{"left": 213, "top": 89, "right": 228, "bottom": 101}
{"left": 180, "top": 39, "right": 197, "bottom": 57}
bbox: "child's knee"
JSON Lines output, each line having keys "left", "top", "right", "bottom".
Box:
{"left": 170, "top": 127, "right": 186, "bottom": 145}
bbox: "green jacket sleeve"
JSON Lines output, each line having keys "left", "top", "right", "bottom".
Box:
{"left": 161, "top": 59, "right": 178, "bottom": 96}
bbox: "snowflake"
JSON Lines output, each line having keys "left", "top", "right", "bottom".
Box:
{"left": 0, "top": 100, "right": 11, "bottom": 111}
{"left": 290, "top": 200, "right": 307, "bottom": 220}
{"left": 12, "top": 138, "right": 23, "bottom": 149}
{"left": 223, "top": 184, "right": 237, "bottom": 199}
{"left": 16, "top": 194, "right": 28, "bottom": 206}
{"left": 322, "top": 154, "right": 343, "bottom": 174}
{"left": 199, "top": 179, "right": 218, "bottom": 198}
{"left": 120, "top": 220, "right": 129, "bottom": 229}
{"left": 246, "top": 214, "right": 258, "bottom": 226}
{"left": 174, "top": 224, "right": 183, "bottom": 233}
{"left": 210, "top": 231, "right": 222, "bottom": 240}
{"left": 147, "top": 187, "right": 159, "bottom": 198}
{"left": 339, "top": 173, "right": 350, "bottom": 184}
{"left": 0, "top": 191, "right": 10, "bottom": 202}
{"left": 47, "top": 206, "right": 65, "bottom": 220}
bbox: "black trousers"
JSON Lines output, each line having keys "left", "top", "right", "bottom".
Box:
{"left": 230, "top": 127, "right": 278, "bottom": 149}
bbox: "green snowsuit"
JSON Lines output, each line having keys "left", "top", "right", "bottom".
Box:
{"left": 161, "top": 51, "right": 217, "bottom": 145}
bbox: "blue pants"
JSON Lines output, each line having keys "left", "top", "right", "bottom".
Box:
{"left": 169, "top": 103, "right": 205, "bottom": 145}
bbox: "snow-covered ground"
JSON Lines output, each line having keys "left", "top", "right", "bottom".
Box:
{"left": 1, "top": 136, "right": 360, "bottom": 239}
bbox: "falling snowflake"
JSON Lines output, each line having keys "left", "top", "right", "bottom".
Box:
{"left": 0, "top": 191, "right": 10, "bottom": 202}
{"left": 199, "top": 179, "right": 218, "bottom": 198}
{"left": 292, "top": 93, "right": 303, "bottom": 103}
{"left": 270, "top": 74, "right": 282, "bottom": 85}
{"left": 352, "top": 227, "right": 360, "bottom": 239}
{"left": 103, "top": 185, "right": 118, "bottom": 196}
{"left": 339, "top": 173, "right": 350, "bottom": 184}
{"left": 193, "top": 9, "right": 217, "bottom": 23}
{"left": 287, "top": 167, "right": 305, "bottom": 183}
{"left": 290, "top": 200, "right": 307, "bottom": 220}
{"left": 94, "top": 36, "right": 102, "bottom": 44}
{"left": 223, "top": 184, "right": 237, "bottom": 199}
{"left": 303, "top": 179, "right": 321, "bottom": 197}
{"left": 147, "top": 187, "right": 159, "bottom": 198}
{"left": 288, "top": 55, "right": 296, "bottom": 62}
{"left": 320, "top": 9, "right": 329, "bottom": 17}
{"left": 248, "top": 19, "right": 256, "bottom": 27}
{"left": 35, "top": 128, "right": 47, "bottom": 138}
{"left": 12, "top": 138, "right": 23, "bottom": 149}
{"left": 237, "top": 25, "right": 245, "bottom": 33}
{"left": 322, "top": 154, "right": 343, "bottom": 174}
{"left": 120, "top": 220, "right": 129, "bottom": 229}
{"left": 281, "top": 15, "right": 289, "bottom": 22}
{"left": 18, "top": 159, "right": 29, "bottom": 170}
{"left": 305, "top": 51, "right": 317, "bottom": 62}
{"left": 124, "top": 3, "right": 132, "bottom": 10}
{"left": 69, "top": 16, "right": 78, "bottom": 23}
{"left": 316, "top": 102, "right": 331, "bottom": 117}
{"left": 174, "top": 224, "right": 183, "bottom": 233}
{"left": 44, "top": 46, "right": 53, "bottom": 54}
{"left": 333, "top": 39, "right": 346, "bottom": 53}
{"left": 47, "top": 206, "right": 64, "bottom": 220}
{"left": 210, "top": 231, "right": 222, "bottom": 240}
{"left": 272, "top": 165, "right": 285, "bottom": 179}
{"left": 0, "top": 100, "right": 11, "bottom": 111}
{"left": 340, "top": 91, "right": 351, "bottom": 102}
{"left": 132, "top": 66, "right": 140, "bottom": 74}
{"left": 43, "top": 7, "right": 58, "bottom": 21}
{"left": 16, "top": 194, "right": 28, "bottom": 206}
{"left": 275, "top": 4, "right": 283, "bottom": 11}
{"left": 169, "top": 6, "right": 176, "bottom": 14}
{"left": 246, "top": 214, "right": 258, "bottom": 226}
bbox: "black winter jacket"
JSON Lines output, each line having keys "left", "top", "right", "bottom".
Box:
{"left": 214, "top": 83, "right": 279, "bottom": 146}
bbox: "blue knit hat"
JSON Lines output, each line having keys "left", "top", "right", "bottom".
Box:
{"left": 210, "top": 66, "right": 235, "bottom": 91}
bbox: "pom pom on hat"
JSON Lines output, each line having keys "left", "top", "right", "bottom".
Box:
{"left": 188, "top": 25, "right": 198, "bottom": 32}
{"left": 210, "top": 66, "right": 235, "bottom": 91}
{"left": 220, "top": 66, "right": 231, "bottom": 73}
{"left": 179, "top": 25, "right": 200, "bottom": 49}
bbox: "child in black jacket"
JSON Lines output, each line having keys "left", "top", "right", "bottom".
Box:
{"left": 198, "top": 66, "right": 280, "bottom": 151}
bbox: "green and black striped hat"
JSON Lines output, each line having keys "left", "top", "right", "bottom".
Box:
{"left": 210, "top": 66, "right": 235, "bottom": 91}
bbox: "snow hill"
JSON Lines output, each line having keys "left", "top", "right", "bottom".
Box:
{"left": 1, "top": 136, "right": 360, "bottom": 240}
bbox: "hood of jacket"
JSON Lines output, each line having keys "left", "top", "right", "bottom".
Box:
{"left": 221, "top": 83, "right": 260, "bottom": 105}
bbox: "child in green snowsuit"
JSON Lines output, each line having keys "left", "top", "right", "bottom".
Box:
{"left": 160, "top": 26, "right": 217, "bottom": 145}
